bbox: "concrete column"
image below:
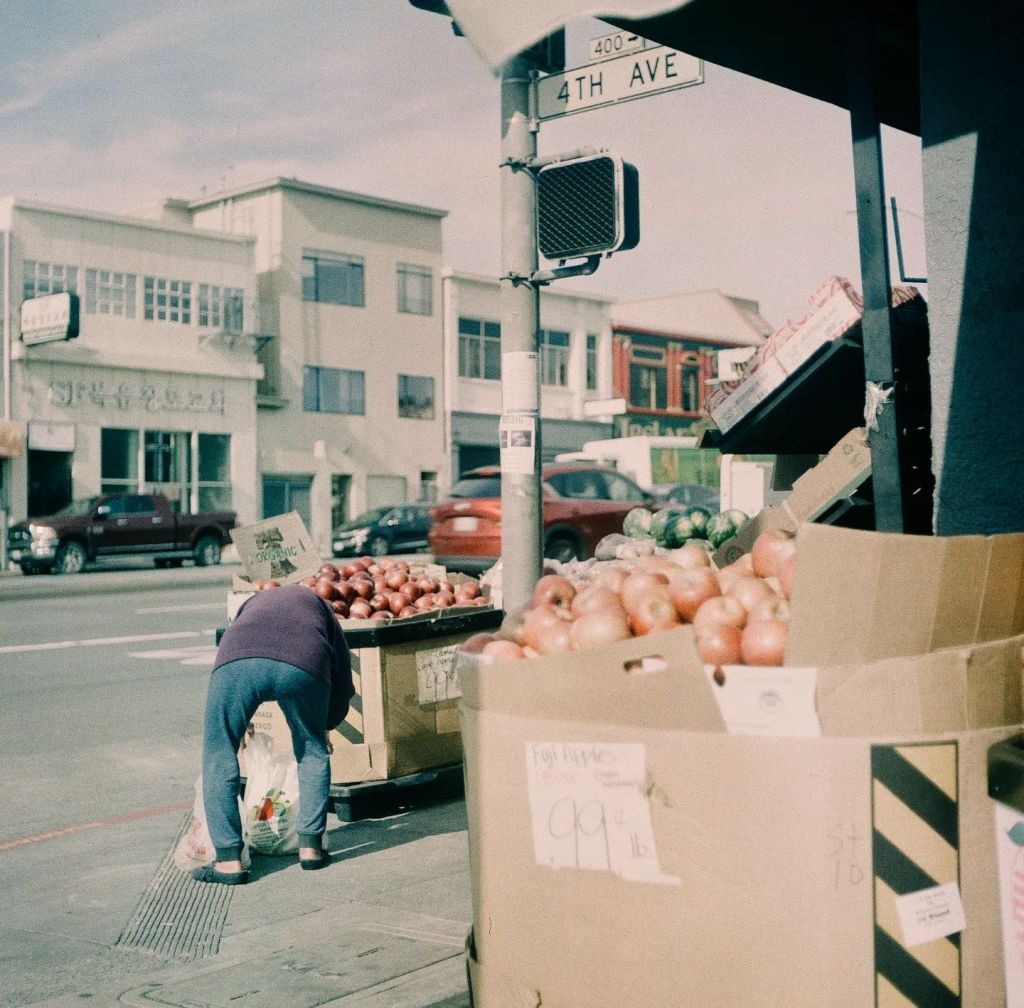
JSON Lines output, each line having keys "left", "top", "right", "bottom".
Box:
{"left": 919, "top": 0, "right": 1024, "bottom": 533}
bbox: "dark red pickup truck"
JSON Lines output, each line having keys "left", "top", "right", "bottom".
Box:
{"left": 7, "top": 492, "right": 236, "bottom": 575}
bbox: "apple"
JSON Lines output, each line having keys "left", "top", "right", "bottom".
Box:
{"left": 348, "top": 598, "right": 373, "bottom": 620}
{"left": 530, "top": 574, "right": 575, "bottom": 611}
{"left": 666, "top": 567, "right": 721, "bottom": 622}
{"left": 627, "top": 592, "right": 681, "bottom": 636}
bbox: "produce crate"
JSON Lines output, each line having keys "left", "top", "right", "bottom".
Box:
{"left": 245, "top": 606, "right": 502, "bottom": 785}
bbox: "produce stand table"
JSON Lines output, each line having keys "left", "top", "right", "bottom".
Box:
{"left": 328, "top": 761, "right": 465, "bottom": 821}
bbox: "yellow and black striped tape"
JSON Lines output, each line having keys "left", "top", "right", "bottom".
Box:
{"left": 871, "top": 742, "right": 960, "bottom": 1008}
{"left": 334, "top": 653, "right": 364, "bottom": 746}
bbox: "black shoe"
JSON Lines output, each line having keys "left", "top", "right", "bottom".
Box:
{"left": 300, "top": 849, "right": 332, "bottom": 871}
{"left": 190, "top": 863, "right": 249, "bottom": 885}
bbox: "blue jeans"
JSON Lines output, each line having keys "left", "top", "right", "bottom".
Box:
{"left": 202, "top": 657, "right": 331, "bottom": 861}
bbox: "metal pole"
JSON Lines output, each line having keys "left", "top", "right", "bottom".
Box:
{"left": 499, "top": 53, "right": 543, "bottom": 612}
{"left": 844, "top": 7, "right": 906, "bottom": 533}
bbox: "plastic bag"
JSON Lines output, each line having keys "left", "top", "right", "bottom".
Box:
{"left": 174, "top": 775, "right": 250, "bottom": 872}
{"left": 242, "top": 731, "right": 300, "bottom": 855}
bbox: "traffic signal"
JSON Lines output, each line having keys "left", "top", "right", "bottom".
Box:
{"left": 536, "top": 154, "right": 640, "bottom": 260}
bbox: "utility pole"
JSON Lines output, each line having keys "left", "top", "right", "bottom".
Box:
{"left": 498, "top": 53, "right": 543, "bottom": 613}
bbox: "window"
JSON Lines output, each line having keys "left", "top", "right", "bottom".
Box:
{"left": 396, "top": 263, "right": 432, "bottom": 315}
{"left": 85, "top": 269, "right": 136, "bottom": 317}
{"left": 144, "top": 277, "right": 192, "bottom": 323}
{"left": 24, "top": 261, "right": 77, "bottom": 300}
{"left": 630, "top": 363, "right": 668, "bottom": 409}
{"left": 679, "top": 356, "right": 702, "bottom": 413}
{"left": 397, "top": 374, "right": 435, "bottom": 419}
{"left": 198, "top": 285, "right": 244, "bottom": 332}
{"left": 303, "top": 366, "right": 365, "bottom": 414}
{"left": 603, "top": 471, "right": 647, "bottom": 502}
{"left": 586, "top": 333, "right": 598, "bottom": 391}
{"left": 145, "top": 430, "right": 191, "bottom": 508}
{"left": 127, "top": 495, "right": 157, "bottom": 514}
{"left": 100, "top": 428, "right": 139, "bottom": 494}
{"left": 263, "top": 476, "right": 312, "bottom": 526}
{"left": 540, "top": 328, "right": 570, "bottom": 386}
{"left": 302, "top": 251, "right": 364, "bottom": 306}
{"left": 197, "top": 433, "right": 232, "bottom": 511}
{"left": 101, "top": 427, "right": 231, "bottom": 511}
{"left": 458, "top": 317, "right": 501, "bottom": 379}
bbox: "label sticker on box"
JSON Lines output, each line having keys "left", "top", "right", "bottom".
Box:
{"left": 416, "top": 644, "right": 460, "bottom": 703}
{"left": 524, "top": 741, "right": 679, "bottom": 886}
{"left": 704, "top": 665, "right": 821, "bottom": 737}
{"left": 895, "top": 882, "right": 966, "bottom": 947}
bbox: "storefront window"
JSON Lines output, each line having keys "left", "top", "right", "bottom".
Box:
{"left": 197, "top": 433, "right": 232, "bottom": 511}
{"left": 101, "top": 428, "right": 139, "bottom": 494}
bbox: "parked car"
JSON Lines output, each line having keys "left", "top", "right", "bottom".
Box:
{"left": 332, "top": 502, "right": 433, "bottom": 558}
{"left": 652, "top": 482, "right": 721, "bottom": 512}
{"left": 429, "top": 464, "right": 657, "bottom": 573}
{"left": 6, "top": 492, "right": 236, "bottom": 575}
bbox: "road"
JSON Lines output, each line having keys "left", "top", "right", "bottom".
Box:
{"left": 0, "top": 563, "right": 235, "bottom": 1005}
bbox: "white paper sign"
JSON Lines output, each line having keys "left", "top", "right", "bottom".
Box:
{"left": 416, "top": 644, "right": 460, "bottom": 703}
{"left": 499, "top": 413, "right": 537, "bottom": 475}
{"left": 704, "top": 665, "right": 822, "bottom": 737}
{"left": 895, "top": 882, "right": 966, "bottom": 947}
{"left": 995, "top": 801, "right": 1024, "bottom": 1002}
{"left": 524, "top": 741, "right": 678, "bottom": 885}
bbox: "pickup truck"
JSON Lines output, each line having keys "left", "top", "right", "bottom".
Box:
{"left": 7, "top": 492, "right": 237, "bottom": 575}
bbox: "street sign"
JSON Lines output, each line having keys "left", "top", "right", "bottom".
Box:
{"left": 20, "top": 291, "right": 80, "bottom": 346}
{"left": 588, "top": 29, "right": 643, "bottom": 63}
{"left": 535, "top": 46, "right": 703, "bottom": 121}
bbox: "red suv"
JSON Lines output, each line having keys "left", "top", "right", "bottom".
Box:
{"left": 429, "top": 463, "right": 656, "bottom": 573}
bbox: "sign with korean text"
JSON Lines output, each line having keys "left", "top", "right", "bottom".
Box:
{"left": 535, "top": 46, "right": 703, "bottom": 121}
{"left": 20, "top": 291, "right": 80, "bottom": 346}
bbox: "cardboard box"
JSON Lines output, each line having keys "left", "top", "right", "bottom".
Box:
{"left": 713, "top": 427, "right": 872, "bottom": 566}
{"left": 460, "top": 526, "right": 1024, "bottom": 1006}
{"left": 229, "top": 511, "right": 322, "bottom": 589}
{"left": 246, "top": 606, "right": 502, "bottom": 785}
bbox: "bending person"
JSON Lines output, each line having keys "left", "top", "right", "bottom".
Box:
{"left": 193, "top": 583, "right": 353, "bottom": 885}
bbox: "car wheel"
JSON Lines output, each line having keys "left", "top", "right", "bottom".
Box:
{"left": 367, "top": 535, "right": 389, "bottom": 557}
{"left": 193, "top": 536, "right": 222, "bottom": 567}
{"left": 544, "top": 534, "right": 583, "bottom": 564}
{"left": 53, "top": 541, "right": 87, "bottom": 575}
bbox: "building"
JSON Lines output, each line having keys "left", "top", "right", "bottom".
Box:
{"left": 442, "top": 270, "right": 615, "bottom": 478}
{"left": 185, "top": 178, "right": 448, "bottom": 553}
{"left": 0, "top": 196, "right": 261, "bottom": 532}
{"left": 610, "top": 289, "right": 772, "bottom": 438}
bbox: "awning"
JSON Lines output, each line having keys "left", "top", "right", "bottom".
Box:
{"left": 445, "top": 0, "right": 920, "bottom": 135}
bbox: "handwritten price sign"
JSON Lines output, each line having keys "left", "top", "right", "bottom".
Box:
{"left": 524, "top": 741, "right": 678, "bottom": 885}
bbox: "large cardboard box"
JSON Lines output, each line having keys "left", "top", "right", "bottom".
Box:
{"left": 247, "top": 606, "right": 501, "bottom": 785}
{"left": 460, "top": 525, "right": 1024, "bottom": 1006}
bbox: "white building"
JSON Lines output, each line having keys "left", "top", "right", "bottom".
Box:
{"left": 186, "top": 178, "right": 449, "bottom": 553}
{"left": 442, "top": 270, "right": 616, "bottom": 478}
{"left": 0, "top": 197, "right": 261, "bottom": 530}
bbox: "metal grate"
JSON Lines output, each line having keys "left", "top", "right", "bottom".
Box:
{"left": 115, "top": 813, "right": 232, "bottom": 962}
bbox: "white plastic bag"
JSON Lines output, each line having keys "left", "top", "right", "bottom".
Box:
{"left": 174, "top": 774, "right": 250, "bottom": 872}
{"left": 242, "top": 732, "right": 301, "bottom": 855}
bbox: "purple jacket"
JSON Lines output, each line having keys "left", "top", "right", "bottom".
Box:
{"left": 215, "top": 584, "right": 354, "bottom": 729}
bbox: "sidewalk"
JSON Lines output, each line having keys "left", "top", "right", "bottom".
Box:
{"left": 21, "top": 792, "right": 474, "bottom": 1008}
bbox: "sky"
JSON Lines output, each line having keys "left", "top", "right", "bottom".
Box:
{"left": 0, "top": 0, "right": 927, "bottom": 328}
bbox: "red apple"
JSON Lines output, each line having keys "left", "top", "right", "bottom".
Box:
{"left": 628, "top": 592, "right": 681, "bottom": 636}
